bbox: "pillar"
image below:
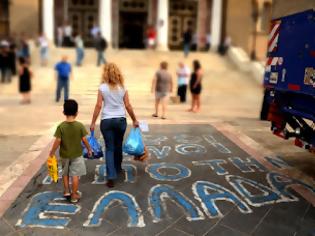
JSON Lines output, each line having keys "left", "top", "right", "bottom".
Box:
{"left": 42, "top": 0, "right": 54, "bottom": 41}
{"left": 157, "top": 0, "right": 169, "bottom": 51}
{"left": 100, "top": 0, "right": 112, "bottom": 45}
{"left": 210, "top": 0, "right": 223, "bottom": 49}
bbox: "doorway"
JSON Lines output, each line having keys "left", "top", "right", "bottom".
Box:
{"left": 119, "top": 0, "right": 148, "bottom": 49}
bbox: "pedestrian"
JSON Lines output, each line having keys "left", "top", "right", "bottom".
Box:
{"left": 0, "top": 41, "right": 12, "bottom": 83}
{"left": 146, "top": 25, "right": 156, "bottom": 49}
{"left": 55, "top": 55, "right": 72, "bottom": 102}
{"left": 8, "top": 37, "right": 17, "bottom": 76}
{"left": 205, "top": 33, "right": 211, "bottom": 51}
{"left": 176, "top": 62, "right": 190, "bottom": 103}
{"left": 183, "top": 28, "right": 192, "bottom": 57}
{"left": 90, "top": 63, "right": 139, "bottom": 188}
{"left": 63, "top": 21, "right": 73, "bottom": 47}
{"left": 188, "top": 60, "right": 203, "bottom": 113}
{"left": 37, "top": 33, "right": 49, "bottom": 66}
{"left": 18, "top": 57, "right": 32, "bottom": 104}
{"left": 57, "top": 25, "right": 63, "bottom": 47}
{"left": 49, "top": 99, "right": 92, "bottom": 203}
{"left": 151, "top": 61, "right": 173, "bottom": 119}
{"left": 74, "top": 33, "right": 84, "bottom": 66}
{"left": 191, "top": 32, "right": 198, "bottom": 51}
{"left": 94, "top": 32, "right": 107, "bottom": 66}
{"left": 19, "top": 35, "right": 30, "bottom": 64}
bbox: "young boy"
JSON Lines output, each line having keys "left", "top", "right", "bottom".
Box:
{"left": 49, "top": 99, "right": 92, "bottom": 203}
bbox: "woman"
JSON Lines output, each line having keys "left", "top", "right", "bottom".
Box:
{"left": 151, "top": 61, "right": 173, "bottom": 119}
{"left": 18, "top": 57, "right": 32, "bottom": 104}
{"left": 188, "top": 60, "right": 203, "bottom": 112}
{"left": 90, "top": 63, "right": 139, "bottom": 188}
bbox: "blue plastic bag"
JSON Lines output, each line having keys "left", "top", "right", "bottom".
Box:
{"left": 123, "top": 128, "right": 144, "bottom": 156}
{"left": 82, "top": 130, "right": 103, "bottom": 159}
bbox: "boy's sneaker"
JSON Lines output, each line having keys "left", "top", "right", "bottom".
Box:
{"left": 70, "top": 191, "right": 82, "bottom": 203}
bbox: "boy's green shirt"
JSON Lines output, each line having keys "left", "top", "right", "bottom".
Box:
{"left": 54, "top": 121, "right": 88, "bottom": 159}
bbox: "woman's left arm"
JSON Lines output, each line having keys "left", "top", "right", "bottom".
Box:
{"left": 194, "top": 69, "right": 203, "bottom": 88}
{"left": 90, "top": 90, "right": 103, "bottom": 131}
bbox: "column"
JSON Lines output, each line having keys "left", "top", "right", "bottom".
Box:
{"left": 210, "top": 0, "right": 223, "bottom": 49}
{"left": 42, "top": 0, "right": 54, "bottom": 42}
{"left": 100, "top": 0, "right": 112, "bottom": 45}
{"left": 157, "top": 0, "right": 169, "bottom": 51}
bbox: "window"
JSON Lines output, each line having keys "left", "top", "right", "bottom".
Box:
{"left": 0, "top": 0, "right": 9, "bottom": 37}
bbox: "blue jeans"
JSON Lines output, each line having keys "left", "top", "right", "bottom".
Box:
{"left": 40, "top": 47, "right": 48, "bottom": 61}
{"left": 76, "top": 48, "right": 84, "bottom": 66}
{"left": 97, "top": 50, "right": 106, "bottom": 66}
{"left": 56, "top": 77, "right": 69, "bottom": 102}
{"left": 100, "top": 118, "right": 127, "bottom": 180}
{"left": 184, "top": 43, "right": 190, "bottom": 57}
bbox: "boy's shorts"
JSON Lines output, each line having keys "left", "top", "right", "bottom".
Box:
{"left": 61, "top": 156, "right": 86, "bottom": 177}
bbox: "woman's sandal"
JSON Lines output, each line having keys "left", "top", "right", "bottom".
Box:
{"left": 152, "top": 114, "right": 158, "bottom": 118}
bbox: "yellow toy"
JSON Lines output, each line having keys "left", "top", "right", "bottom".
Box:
{"left": 47, "top": 155, "right": 58, "bottom": 183}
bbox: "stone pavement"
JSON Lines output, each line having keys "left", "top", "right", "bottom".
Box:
{"left": 0, "top": 49, "right": 314, "bottom": 235}
{"left": 1, "top": 124, "right": 315, "bottom": 236}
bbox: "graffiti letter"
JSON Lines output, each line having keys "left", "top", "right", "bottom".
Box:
{"left": 84, "top": 191, "right": 145, "bottom": 227}
{"left": 146, "top": 162, "right": 191, "bottom": 181}
{"left": 143, "top": 135, "right": 168, "bottom": 145}
{"left": 229, "top": 157, "right": 267, "bottom": 173}
{"left": 175, "top": 144, "right": 207, "bottom": 156}
{"left": 264, "top": 156, "right": 290, "bottom": 169}
{"left": 267, "top": 172, "right": 315, "bottom": 202}
{"left": 122, "top": 163, "right": 137, "bottom": 183}
{"left": 173, "top": 134, "right": 203, "bottom": 144}
{"left": 147, "top": 146, "right": 171, "bottom": 160}
{"left": 193, "top": 181, "right": 252, "bottom": 218}
{"left": 227, "top": 175, "right": 281, "bottom": 206}
{"left": 16, "top": 192, "right": 80, "bottom": 229}
{"left": 203, "top": 135, "right": 231, "bottom": 154}
{"left": 192, "top": 160, "right": 229, "bottom": 176}
{"left": 149, "top": 184, "right": 204, "bottom": 222}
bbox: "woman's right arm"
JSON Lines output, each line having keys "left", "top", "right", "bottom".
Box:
{"left": 124, "top": 91, "right": 139, "bottom": 127}
{"left": 90, "top": 90, "right": 103, "bottom": 131}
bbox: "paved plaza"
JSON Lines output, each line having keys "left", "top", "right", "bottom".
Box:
{"left": 0, "top": 49, "right": 314, "bottom": 235}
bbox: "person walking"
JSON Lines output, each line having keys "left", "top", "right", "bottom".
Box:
{"left": 74, "top": 33, "right": 84, "bottom": 66}
{"left": 63, "top": 21, "right": 73, "bottom": 47}
{"left": 57, "top": 26, "right": 63, "bottom": 47}
{"left": 176, "top": 62, "right": 190, "bottom": 103}
{"left": 183, "top": 28, "right": 192, "bottom": 57}
{"left": 0, "top": 41, "right": 12, "bottom": 83}
{"left": 55, "top": 56, "right": 72, "bottom": 102}
{"left": 188, "top": 60, "right": 203, "bottom": 113}
{"left": 90, "top": 63, "right": 139, "bottom": 188}
{"left": 94, "top": 32, "right": 107, "bottom": 66}
{"left": 18, "top": 57, "right": 32, "bottom": 104}
{"left": 38, "top": 33, "right": 49, "bottom": 66}
{"left": 151, "top": 61, "right": 173, "bottom": 119}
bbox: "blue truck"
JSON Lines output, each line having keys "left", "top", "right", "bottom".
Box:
{"left": 263, "top": 9, "right": 315, "bottom": 152}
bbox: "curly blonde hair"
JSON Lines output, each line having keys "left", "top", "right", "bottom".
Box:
{"left": 101, "top": 63, "right": 125, "bottom": 89}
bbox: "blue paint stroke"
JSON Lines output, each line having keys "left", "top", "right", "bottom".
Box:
{"left": 267, "top": 172, "right": 315, "bottom": 202}
{"left": 227, "top": 175, "right": 281, "bottom": 206}
{"left": 83, "top": 191, "right": 145, "bottom": 227}
{"left": 173, "top": 134, "right": 203, "bottom": 144}
{"left": 264, "top": 156, "right": 290, "bottom": 169}
{"left": 147, "top": 146, "right": 171, "bottom": 160}
{"left": 229, "top": 157, "right": 267, "bottom": 173}
{"left": 146, "top": 162, "right": 191, "bottom": 181}
{"left": 143, "top": 135, "right": 168, "bottom": 145}
{"left": 122, "top": 163, "right": 137, "bottom": 183}
{"left": 175, "top": 144, "right": 207, "bottom": 156}
{"left": 148, "top": 184, "right": 204, "bottom": 222}
{"left": 203, "top": 135, "right": 232, "bottom": 154}
{"left": 192, "top": 160, "right": 229, "bottom": 176}
{"left": 92, "top": 164, "right": 107, "bottom": 184}
{"left": 16, "top": 191, "right": 80, "bottom": 229}
{"left": 193, "top": 181, "right": 252, "bottom": 218}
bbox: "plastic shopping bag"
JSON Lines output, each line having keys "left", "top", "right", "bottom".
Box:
{"left": 123, "top": 128, "right": 145, "bottom": 156}
{"left": 82, "top": 130, "right": 103, "bottom": 159}
{"left": 47, "top": 155, "right": 58, "bottom": 183}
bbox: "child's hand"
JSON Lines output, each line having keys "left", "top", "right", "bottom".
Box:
{"left": 88, "top": 149, "right": 93, "bottom": 158}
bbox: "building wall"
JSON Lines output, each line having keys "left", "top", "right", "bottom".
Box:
{"left": 9, "top": 0, "right": 40, "bottom": 37}
{"left": 225, "top": 0, "right": 253, "bottom": 55}
{"left": 272, "top": 0, "right": 315, "bottom": 19}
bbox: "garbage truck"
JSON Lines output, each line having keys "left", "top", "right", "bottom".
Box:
{"left": 263, "top": 9, "right": 315, "bottom": 152}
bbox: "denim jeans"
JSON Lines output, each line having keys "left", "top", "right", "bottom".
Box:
{"left": 100, "top": 118, "right": 127, "bottom": 180}
{"left": 97, "top": 50, "right": 106, "bottom": 66}
{"left": 76, "top": 48, "right": 84, "bottom": 66}
{"left": 40, "top": 47, "right": 48, "bottom": 61}
{"left": 183, "top": 43, "right": 190, "bottom": 57}
{"left": 56, "top": 77, "right": 69, "bottom": 102}
{"left": 1, "top": 68, "right": 11, "bottom": 83}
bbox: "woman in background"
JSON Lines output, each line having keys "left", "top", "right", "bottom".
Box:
{"left": 188, "top": 60, "right": 203, "bottom": 113}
